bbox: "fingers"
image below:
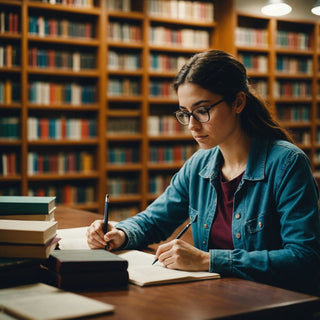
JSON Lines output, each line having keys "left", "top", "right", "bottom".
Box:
{"left": 86, "top": 220, "right": 107, "bottom": 249}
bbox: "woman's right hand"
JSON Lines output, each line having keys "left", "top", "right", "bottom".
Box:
{"left": 86, "top": 219, "right": 126, "bottom": 250}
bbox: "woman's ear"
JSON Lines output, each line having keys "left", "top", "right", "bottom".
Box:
{"left": 232, "top": 92, "right": 246, "bottom": 114}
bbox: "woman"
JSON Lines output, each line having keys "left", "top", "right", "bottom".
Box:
{"left": 87, "top": 50, "right": 320, "bottom": 295}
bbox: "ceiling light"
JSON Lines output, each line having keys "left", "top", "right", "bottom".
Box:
{"left": 261, "top": 0, "right": 292, "bottom": 16}
{"left": 311, "top": 0, "right": 320, "bottom": 15}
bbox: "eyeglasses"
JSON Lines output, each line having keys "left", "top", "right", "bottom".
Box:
{"left": 174, "top": 99, "right": 225, "bottom": 126}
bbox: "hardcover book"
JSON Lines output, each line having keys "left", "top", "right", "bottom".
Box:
{"left": 44, "top": 249, "right": 128, "bottom": 273}
{"left": 0, "top": 196, "right": 56, "bottom": 214}
{"left": 0, "top": 220, "right": 57, "bottom": 244}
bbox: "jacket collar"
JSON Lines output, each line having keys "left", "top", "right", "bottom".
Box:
{"left": 199, "top": 136, "right": 269, "bottom": 181}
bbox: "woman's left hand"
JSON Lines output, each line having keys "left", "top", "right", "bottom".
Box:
{"left": 154, "top": 239, "right": 210, "bottom": 271}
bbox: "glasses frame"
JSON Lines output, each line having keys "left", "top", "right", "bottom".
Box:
{"left": 174, "top": 99, "right": 225, "bottom": 126}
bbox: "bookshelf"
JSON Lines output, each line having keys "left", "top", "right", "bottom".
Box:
{"left": 234, "top": 13, "right": 320, "bottom": 179}
{"left": 0, "top": 0, "right": 228, "bottom": 218}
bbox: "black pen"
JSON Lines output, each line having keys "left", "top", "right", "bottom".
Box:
{"left": 103, "top": 194, "right": 109, "bottom": 250}
{"left": 152, "top": 214, "right": 198, "bottom": 265}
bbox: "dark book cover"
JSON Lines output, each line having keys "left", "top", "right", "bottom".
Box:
{"left": 43, "top": 249, "right": 128, "bottom": 273}
{"left": 42, "top": 268, "right": 129, "bottom": 290}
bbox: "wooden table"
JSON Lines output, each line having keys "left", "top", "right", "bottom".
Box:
{"left": 55, "top": 206, "right": 320, "bottom": 320}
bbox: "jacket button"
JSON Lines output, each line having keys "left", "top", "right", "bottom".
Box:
{"left": 204, "top": 224, "right": 208, "bottom": 229}
{"left": 236, "top": 233, "right": 241, "bottom": 239}
{"left": 203, "top": 241, "right": 206, "bottom": 245}
{"left": 235, "top": 213, "right": 241, "bottom": 219}
{"left": 258, "top": 221, "right": 263, "bottom": 228}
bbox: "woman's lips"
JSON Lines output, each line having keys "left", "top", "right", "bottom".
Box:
{"left": 194, "top": 135, "right": 208, "bottom": 142}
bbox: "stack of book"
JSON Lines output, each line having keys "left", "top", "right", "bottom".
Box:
{"left": 0, "top": 195, "right": 56, "bottom": 221}
{"left": 0, "top": 196, "right": 59, "bottom": 260}
{"left": 41, "top": 249, "right": 129, "bottom": 290}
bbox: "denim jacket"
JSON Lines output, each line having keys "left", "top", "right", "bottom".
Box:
{"left": 116, "top": 137, "right": 320, "bottom": 294}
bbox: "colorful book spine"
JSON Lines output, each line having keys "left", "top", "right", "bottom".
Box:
{"left": 27, "top": 117, "right": 96, "bottom": 140}
{"left": 291, "top": 130, "right": 311, "bottom": 145}
{"left": 108, "top": 147, "right": 139, "bottom": 164}
{"left": 0, "top": 152, "right": 19, "bottom": 176}
{"left": 149, "top": 80, "right": 176, "bottom": 98}
{"left": 108, "top": 22, "right": 142, "bottom": 42}
{"left": 148, "top": 116, "right": 189, "bottom": 135}
{"left": 277, "top": 105, "right": 310, "bottom": 122}
{"left": 150, "top": 26, "right": 209, "bottom": 48}
{"left": 0, "top": 45, "right": 21, "bottom": 68}
{"left": 106, "top": 0, "right": 131, "bottom": 11}
{"left": 148, "top": 0, "right": 214, "bottom": 22}
{"left": 274, "top": 81, "right": 311, "bottom": 98}
{"left": 276, "top": 56, "right": 312, "bottom": 74}
{"left": 31, "top": 0, "right": 95, "bottom": 8}
{"left": 0, "top": 11, "right": 19, "bottom": 34}
{"left": 28, "top": 81, "right": 96, "bottom": 105}
{"left": 29, "top": 16, "right": 94, "bottom": 39}
{"left": 149, "top": 53, "right": 188, "bottom": 72}
{"left": 28, "top": 185, "right": 95, "bottom": 205}
{"left": 108, "top": 78, "right": 140, "bottom": 96}
{"left": 28, "top": 48, "right": 95, "bottom": 70}
{"left": 149, "top": 144, "right": 197, "bottom": 163}
{"left": 236, "top": 27, "right": 268, "bottom": 48}
{"left": 107, "top": 177, "right": 139, "bottom": 196}
{"left": 0, "top": 117, "right": 20, "bottom": 139}
{"left": 148, "top": 173, "right": 172, "bottom": 194}
{"left": 276, "top": 31, "right": 311, "bottom": 50}
{"left": 238, "top": 53, "right": 268, "bottom": 73}
{"left": 28, "top": 151, "right": 94, "bottom": 175}
{"left": 108, "top": 51, "right": 140, "bottom": 70}
{"left": 0, "top": 80, "right": 21, "bottom": 104}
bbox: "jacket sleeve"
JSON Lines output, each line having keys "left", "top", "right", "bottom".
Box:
{"left": 210, "top": 152, "right": 320, "bottom": 295}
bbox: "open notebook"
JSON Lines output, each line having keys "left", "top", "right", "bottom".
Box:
{"left": 57, "top": 227, "right": 220, "bottom": 286}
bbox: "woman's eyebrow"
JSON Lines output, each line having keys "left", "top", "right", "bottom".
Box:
{"left": 179, "top": 100, "right": 211, "bottom": 110}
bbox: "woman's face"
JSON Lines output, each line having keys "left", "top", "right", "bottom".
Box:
{"left": 177, "top": 83, "right": 244, "bottom": 150}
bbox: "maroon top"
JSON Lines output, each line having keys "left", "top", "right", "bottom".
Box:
{"left": 209, "top": 171, "right": 244, "bottom": 250}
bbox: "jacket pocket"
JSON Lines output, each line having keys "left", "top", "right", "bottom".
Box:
{"left": 245, "top": 214, "right": 267, "bottom": 234}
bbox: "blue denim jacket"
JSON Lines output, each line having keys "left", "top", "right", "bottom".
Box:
{"left": 116, "top": 137, "right": 320, "bottom": 294}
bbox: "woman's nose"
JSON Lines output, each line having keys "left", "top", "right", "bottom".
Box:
{"left": 188, "top": 115, "right": 200, "bottom": 130}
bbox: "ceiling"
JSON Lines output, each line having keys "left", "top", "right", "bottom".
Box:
{"left": 235, "top": 0, "right": 320, "bottom": 21}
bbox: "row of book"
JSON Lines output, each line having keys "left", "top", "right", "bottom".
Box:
{"left": 150, "top": 26, "right": 210, "bottom": 48}
{"left": 276, "top": 31, "right": 312, "bottom": 50}
{"left": 108, "top": 78, "right": 140, "bottom": 96}
{"left": 313, "top": 151, "right": 320, "bottom": 163}
{"left": 150, "top": 53, "right": 189, "bottom": 73}
{"left": 148, "top": 115, "right": 189, "bottom": 135}
{"left": 29, "top": 16, "right": 95, "bottom": 39}
{"left": 0, "top": 80, "right": 21, "bottom": 104}
{"left": 108, "top": 147, "right": 139, "bottom": 164}
{"left": 238, "top": 53, "right": 268, "bottom": 73}
{"left": 148, "top": 173, "right": 172, "bottom": 195}
{"left": 0, "top": 45, "right": 20, "bottom": 68}
{"left": 276, "top": 56, "right": 313, "bottom": 74}
{"left": 108, "top": 50, "right": 141, "bottom": 71}
{"left": 28, "top": 151, "right": 94, "bottom": 175}
{"left": 277, "top": 105, "right": 310, "bottom": 122}
{"left": 236, "top": 27, "right": 268, "bottom": 48}
{"left": 291, "top": 130, "right": 311, "bottom": 145}
{"left": 108, "top": 22, "right": 142, "bottom": 43}
{"left": 31, "top": 0, "right": 96, "bottom": 8}
{"left": 107, "top": 177, "right": 138, "bottom": 196}
{"left": 1, "top": 153, "right": 19, "bottom": 177}
{"left": 149, "top": 80, "right": 177, "bottom": 98}
{"left": 250, "top": 79, "right": 268, "bottom": 98}
{"left": 28, "top": 185, "right": 95, "bottom": 205}
{"left": 27, "top": 117, "right": 97, "bottom": 140}
{"left": 28, "top": 48, "right": 96, "bottom": 70}
{"left": 28, "top": 81, "right": 96, "bottom": 105}
{"left": 107, "top": 118, "right": 139, "bottom": 134}
{"left": 107, "top": 0, "right": 131, "bottom": 11}
{"left": 274, "top": 81, "right": 312, "bottom": 98}
{"left": 0, "top": 12, "right": 19, "bottom": 34}
{"left": 0, "top": 117, "right": 19, "bottom": 140}
{"left": 149, "top": 144, "right": 197, "bottom": 163}
{"left": 148, "top": 0, "right": 214, "bottom": 22}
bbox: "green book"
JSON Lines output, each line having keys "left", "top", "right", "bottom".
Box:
{"left": 0, "top": 196, "right": 56, "bottom": 215}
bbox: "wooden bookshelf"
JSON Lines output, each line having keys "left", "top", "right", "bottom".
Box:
{"left": 0, "top": 0, "right": 230, "bottom": 217}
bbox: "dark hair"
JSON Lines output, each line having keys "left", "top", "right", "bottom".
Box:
{"left": 173, "top": 50, "right": 293, "bottom": 143}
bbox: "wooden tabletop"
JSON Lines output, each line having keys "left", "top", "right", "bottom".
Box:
{"left": 55, "top": 206, "right": 320, "bottom": 320}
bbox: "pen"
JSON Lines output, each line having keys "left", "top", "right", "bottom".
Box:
{"left": 103, "top": 194, "right": 109, "bottom": 249}
{"left": 152, "top": 213, "right": 198, "bottom": 265}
